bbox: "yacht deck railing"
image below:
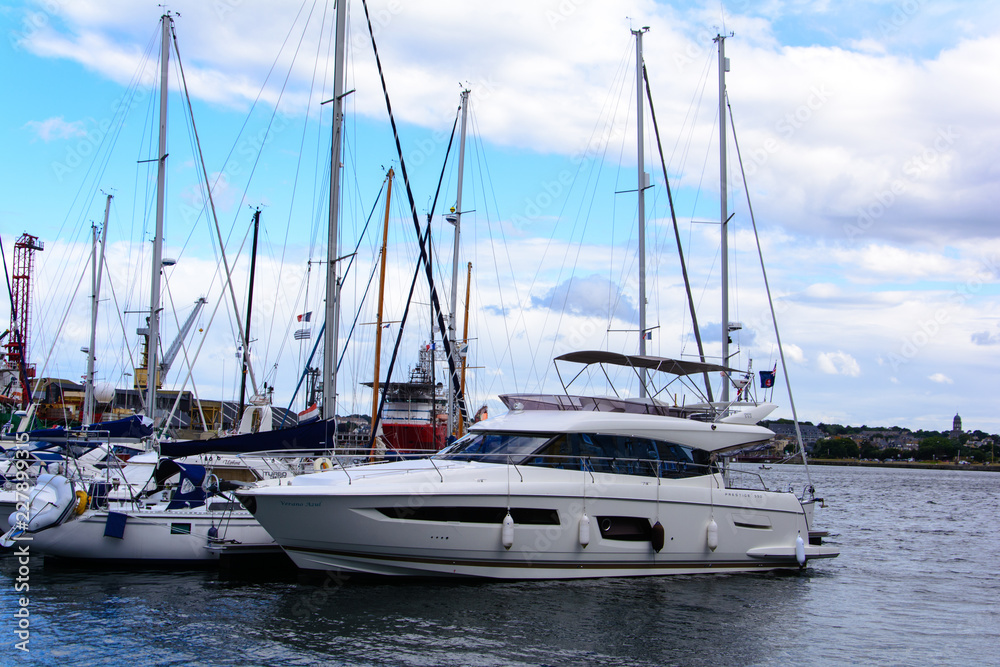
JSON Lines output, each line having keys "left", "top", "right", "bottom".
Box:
{"left": 235, "top": 448, "right": 773, "bottom": 492}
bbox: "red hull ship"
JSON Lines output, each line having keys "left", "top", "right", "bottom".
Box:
{"left": 370, "top": 344, "right": 448, "bottom": 453}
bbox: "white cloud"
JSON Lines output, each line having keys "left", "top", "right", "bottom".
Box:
{"left": 817, "top": 351, "right": 860, "bottom": 376}
{"left": 9, "top": 1, "right": 1000, "bottom": 433}
{"left": 9, "top": 1, "right": 999, "bottom": 250}
{"left": 23, "top": 116, "right": 87, "bottom": 141}
{"left": 929, "top": 373, "right": 953, "bottom": 384}
{"left": 782, "top": 343, "right": 805, "bottom": 364}
{"left": 828, "top": 245, "right": 962, "bottom": 283}
{"left": 530, "top": 274, "right": 637, "bottom": 320}
{"left": 19, "top": 1, "right": 1000, "bottom": 245}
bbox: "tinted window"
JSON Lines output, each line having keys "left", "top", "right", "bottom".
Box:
{"left": 436, "top": 430, "right": 710, "bottom": 478}
{"left": 435, "top": 431, "right": 554, "bottom": 464}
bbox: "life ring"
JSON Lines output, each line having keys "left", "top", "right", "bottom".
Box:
{"left": 313, "top": 457, "right": 333, "bottom": 472}
{"left": 74, "top": 489, "right": 89, "bottom": 515}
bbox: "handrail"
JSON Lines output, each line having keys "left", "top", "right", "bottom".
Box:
{"left": 335, "top": 455, "right": 353, "bottom": 485}
{"left": 720, "top": 461, "right": 769, "bottom": 491}
{"left": 222, "top": 448, "right": 779, "bottom": 493}
{"left": 428, "top": 457, "right": 444, "bottom": 483}
{"left": 508, "top": 455, "right": 523, "bottom": 482}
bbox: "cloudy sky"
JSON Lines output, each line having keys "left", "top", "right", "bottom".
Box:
{"left": 1, "top": 0, "right": 999, "bottom": 434}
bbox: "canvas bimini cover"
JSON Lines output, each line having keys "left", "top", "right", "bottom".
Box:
{"left": 554, "top": 351, "right": 738, "bottom": 377}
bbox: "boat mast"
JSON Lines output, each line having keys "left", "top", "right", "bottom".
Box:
{"left": 83, "top": 193, "right": 111, "bottom": 427}
{"left": 716, "top": 33, "right": 731, "bottom": 402}
{"left": 322, "top": 0, "right": 348, "bottom": 421}
{"left": 145, "top": 13, "right": 171, "bottom": 423}
{"left": 371, "top": 168, "right": 394, "bottom": 426}
{"left": 633, "top": 26, "right": 649, "bottom": 397}
{"left": 238, "top": 207, "right": 261, "bottom": 417}
{"left": 169, "top": 18, "right": 260, "bottom": 407}
{"left": 457, "top": 260, "right": 472, "bottom": 438}
{"left": 447, "top": 88, "right": 470, "bottom": 437}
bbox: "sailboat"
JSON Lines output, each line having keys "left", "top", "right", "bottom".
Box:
{"left": 1, "top": 13, "right": 338, "bottom": 562}
{"left": 238, "top": 28, "right": 838, "bottom": 579}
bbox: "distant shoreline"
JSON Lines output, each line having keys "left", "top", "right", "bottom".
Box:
{"left": 806, "top": 459, "right": 1000, "bottom": 473}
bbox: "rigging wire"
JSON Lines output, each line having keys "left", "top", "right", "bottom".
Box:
{"left": 642, "top": 62, "right": 714, "bottom": 401}
{"left": 27, "top": 26, "right": 160, "bottom": 370}
{"left": 281, "top": 178, "right": 387, "bottom": 418}
{"left": 516, "top": 35, "right": 635, "bottom": 395}
{"left": 468, "top": 106, "right": 521, "bottom": 400}
{"left": 727, "top": 100, "right": 814, "bottom": 490}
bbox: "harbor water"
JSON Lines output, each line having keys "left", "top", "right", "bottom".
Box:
{"left": 2, "top": 465, "right": 998, "bottom": 666}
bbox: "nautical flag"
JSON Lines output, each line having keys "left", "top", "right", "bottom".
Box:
{"left": 644, "top": 331, "right": 652, "bottom": 340}
{"left": 298, "top": 402, "right": 319, "bottom": 423}
{"left": 294, "top": 328, "right": 311, "bottom": 340}
{"left": 760, "top": 364, "right": 777, "bottom": 389}
{"left": 297, "top": 312, "right": 312, "bottom": 322}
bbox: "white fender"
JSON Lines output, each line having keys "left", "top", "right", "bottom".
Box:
{"left": 501, "top": 512, "right": 514, "bottom": 550}
{"left": 795, "top": 534, "right": 806, "bottom": 565}
{"left": 707, "top": 518, "right": 719, "bottom": 551}
{"left": 578, "top": 513, "right": 591, "bottom": 548}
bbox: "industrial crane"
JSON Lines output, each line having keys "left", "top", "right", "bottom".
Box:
{"left": 134, "top": 297, "right": 207, "bottom": 390}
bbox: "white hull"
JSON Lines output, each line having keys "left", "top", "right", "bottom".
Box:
{"left": 247, "top": 460, "right": 835, "bottom": 579}
{"left": 25, "top": 506, "right": 272, "bottom": 562}
{"left": 3, "top": 450, "right": 297, "bottom": 560}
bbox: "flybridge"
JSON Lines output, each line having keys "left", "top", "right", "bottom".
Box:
{"left": 499, "top": 349, "right": 775, "bottom": 423}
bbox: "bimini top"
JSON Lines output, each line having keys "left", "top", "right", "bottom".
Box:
{"left": 555, "top": 351, "right": 738, "bottom": 377}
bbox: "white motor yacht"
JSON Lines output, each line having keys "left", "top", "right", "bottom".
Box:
{"left": 241, "top": 25, "right": 842, "bottom": 580}
{"left": 240, "top": 403, "right": 838, "bottom": 579}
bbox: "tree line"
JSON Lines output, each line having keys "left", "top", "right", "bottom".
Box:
{"left": 810, "top": 435, "right": 997, "bottom": 463}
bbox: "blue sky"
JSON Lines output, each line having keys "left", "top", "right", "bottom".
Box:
{"left": 2, "top": 0, "right": 999, "bottom": 434}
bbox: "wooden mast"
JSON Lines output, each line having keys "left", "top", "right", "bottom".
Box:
{"left": 371, "top": 168, "right": 394, "bottom": 427}
{"left": 457, "top": 261, "right": 472, "bottom": 438}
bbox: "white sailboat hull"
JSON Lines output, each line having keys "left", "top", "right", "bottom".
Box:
{"left": 25, "top": 507, "right": 272, "bottom": 562}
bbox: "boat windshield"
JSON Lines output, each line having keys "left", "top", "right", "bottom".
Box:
{"left": 434, "top": 431, "right": 555, "bottom": 464}
{"left": 434, "top": 429, "right": 711, "bottom": 478}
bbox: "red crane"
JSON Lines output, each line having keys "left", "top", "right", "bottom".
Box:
{"left": 5, "top": 232, "right": 44, "bottom": 407}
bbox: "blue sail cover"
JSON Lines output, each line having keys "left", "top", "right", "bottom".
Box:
{"left": 164, "top": 461, "right": 208, "bottom": 510}
{"left": 158, "top": 418, "right": 336, "bottom": 457}
{"left": 26, "top": 415, "right": 154, "bottom": 442}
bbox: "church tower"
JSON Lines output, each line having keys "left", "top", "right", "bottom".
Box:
{"left": 951, "top": 413, "right": 962, "bottom": 439}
